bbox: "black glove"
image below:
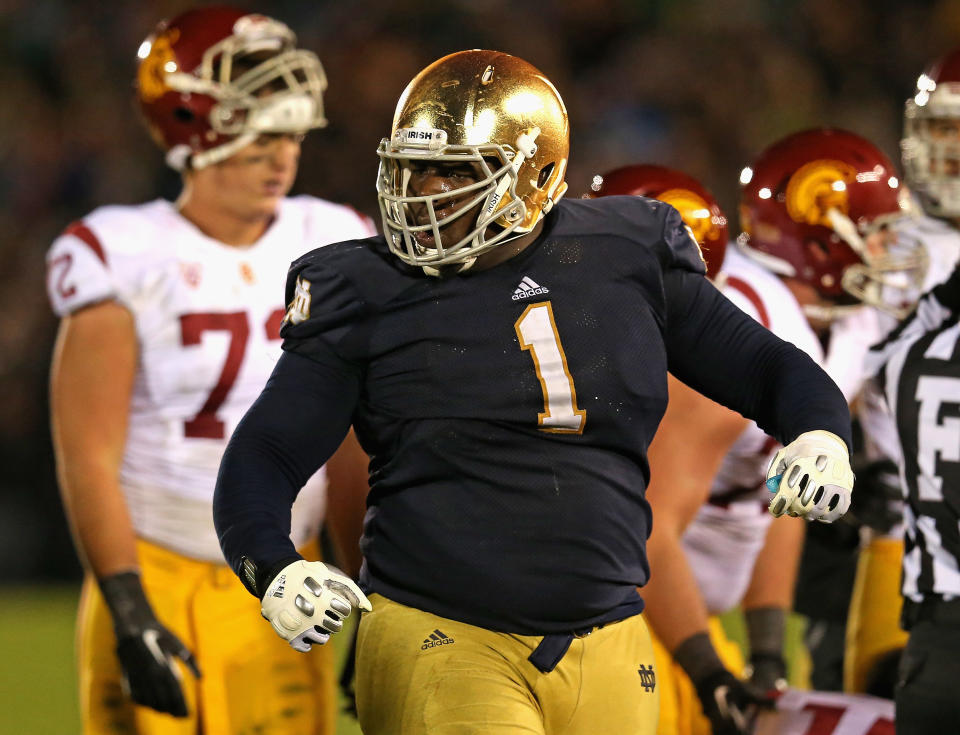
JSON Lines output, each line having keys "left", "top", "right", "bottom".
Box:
{"left": 847, "top": 458, "right": 902, "bottom": 534}
{"left": 693, "top": 668, "right": 776, "bottom": 735}
{"left": 674, "top": 632, "right": 775, "bottom": 735}
{"left": 100, "top": 572, "right": 202, "bottom": 717}
{"left": 745, "top": 652, "right": 788, "bottom": 693}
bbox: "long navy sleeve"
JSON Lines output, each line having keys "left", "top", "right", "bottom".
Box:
{"left": 664, "top": 267, "right": 852, "bottom": 450}
{"left": 213, "top": 347, "right": 361, "bottom": 593}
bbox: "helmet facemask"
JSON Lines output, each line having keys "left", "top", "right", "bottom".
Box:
{"left": 158, "top": 16, "right": 327, "bottom": 170}
{"left": 903, "top": 104, "right": 960, "bottom": 217}
{"left": 836, "top": 210, "right": 928, "bottom": 319}
{"left": 818, "top": 208, "right": 926, "bottom": 321}
{"left": 377, "top": 126, "right": 547, "bottom": 274}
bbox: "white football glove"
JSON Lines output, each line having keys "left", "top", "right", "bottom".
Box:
{"left": 260, "top": 560, "right": 372, "bottom": 652}
{"left": 765, "top": 430, "right": 854, "bottom": 523}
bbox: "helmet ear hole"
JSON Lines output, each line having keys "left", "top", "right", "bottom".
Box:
{"left": 537, "top": 162, "right": 555, "bottom": 189}
{"left": 174, "top": 107, "right": 195, "bottom": 123}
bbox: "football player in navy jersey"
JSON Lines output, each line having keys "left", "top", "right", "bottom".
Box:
{"left": 214, "top": 50, "right": 856, "bottom": 735}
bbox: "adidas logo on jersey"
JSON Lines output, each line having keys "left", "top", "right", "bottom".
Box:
{"left": 421, "top": 628, "right": 455, "bottom": 649}
{"left": 512, "top": 276, "right": 550, "bottom": 300}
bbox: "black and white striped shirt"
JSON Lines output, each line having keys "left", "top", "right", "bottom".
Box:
{"left": 870, "top": 278, "right": 960, "bottom": 601}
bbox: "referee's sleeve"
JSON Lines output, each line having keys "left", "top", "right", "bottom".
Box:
{"left": 662, "top": 268, "right": 852, "bottom": 450}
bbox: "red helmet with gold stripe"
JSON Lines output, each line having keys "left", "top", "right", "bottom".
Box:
{"left": 586, "top": 164, "right": 728, "bottom": 279}
{"left": 135, "top": 6, "right": 327, "bottom": 170}
{"left": 737, "top": 128, "right": 919, "bottom": 315}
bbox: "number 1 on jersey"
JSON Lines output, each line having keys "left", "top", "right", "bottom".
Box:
{"left": 515, "top": 302, "right": 586, "bottom": 434}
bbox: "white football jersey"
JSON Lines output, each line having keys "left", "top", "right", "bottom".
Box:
{"left": 47, "top": 196, "right": 375, "bottom": 561}
{"left": 683, "top": 246, "right": 880, "bottom": 613}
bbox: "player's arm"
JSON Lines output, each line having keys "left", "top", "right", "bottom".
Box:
{"left": 51, "top": 301, "right": 199, "bottom": 717}
{"left": 663, "top": 268, "right": 854, "bottom": 524}
{"left": 324, "top": 427, "right": 370, "bottom": 579}
{"left": 642, "top": 376, "right": 748, "bottom": 654}
{"left": 51, "top": 301, "right": 138, "bottom": 577}
{"left": 213, "top": 347, "right": 371, "bottom": 651}
{"left": 740, "top": 514, "right": 806, "bottom": 691}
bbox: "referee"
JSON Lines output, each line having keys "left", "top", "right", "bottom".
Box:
{"left": 871, "top": 264, "right": 960, "bottom": 734}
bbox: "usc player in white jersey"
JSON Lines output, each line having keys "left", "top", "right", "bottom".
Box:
{"left": 592, "top": 130, "right": 923, "bottom": 735}
{"left": 843, "top": 47, "right": 960, "bottom": 699}
{"left": 47, "top": 8, "right": 373, "bottom": 734}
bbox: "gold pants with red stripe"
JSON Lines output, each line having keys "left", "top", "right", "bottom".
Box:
{"left": 77, "top": 539, "right": 335, "bottom": 735}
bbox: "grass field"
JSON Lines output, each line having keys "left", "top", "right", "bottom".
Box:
{"left": 0, "top": 585, "right": 808, "bottom": 734}
{"left": 0, "top": 585, "right": 362, "bottom": 735}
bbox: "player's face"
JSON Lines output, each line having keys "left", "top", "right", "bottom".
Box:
{"left": 928, "top": 118, "right": 960, "bottom": 176}
{"left": 863, "top": 225, "right": 897, "bottom": 259}
{"left": 404, "top": 160, "right": 486, "bottom": 249}
{"left": 205, "top": 133, "right": 303, "bottom": 219}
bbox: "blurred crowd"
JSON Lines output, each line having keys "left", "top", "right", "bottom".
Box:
{"left": 3, "top": 0, "right": 960, "bottom": 580}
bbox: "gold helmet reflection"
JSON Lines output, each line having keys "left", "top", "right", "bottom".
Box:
{"left": 376, "top": 50, "right": 569, "bottom": 274}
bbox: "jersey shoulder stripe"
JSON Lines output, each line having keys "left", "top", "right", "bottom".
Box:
{"left": 63, "top": 220, "right": 107, "bottom": 265}
{"left": 725, "top": 275, "right": 770, "bottom": 328}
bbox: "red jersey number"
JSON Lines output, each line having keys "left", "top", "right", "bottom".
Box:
{"left": 179, "top": 308, "right": 284, "bottom": 439}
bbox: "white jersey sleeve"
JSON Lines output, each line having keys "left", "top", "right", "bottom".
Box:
{"left": 47, "top": 220, "right": 120, "bottom": 315}
{"left": 825, "top": 306, "right": 884, "bottom": 403}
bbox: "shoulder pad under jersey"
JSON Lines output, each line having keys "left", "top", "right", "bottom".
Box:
{"left": 558, "top": 196, "right": 707, "bottom": 275}
{"left": 280, "top": 236, "right": 419, "bottom": 345}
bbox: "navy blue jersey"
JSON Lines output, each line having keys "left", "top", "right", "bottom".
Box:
{"left": 215, "top": 195, "right": 852, "bottom": 634}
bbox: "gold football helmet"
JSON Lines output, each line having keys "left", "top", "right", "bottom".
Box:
{"left": 376, "top": 50, "right": 569, "bottom": 273}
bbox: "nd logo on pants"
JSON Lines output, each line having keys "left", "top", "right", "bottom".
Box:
{"left": 355, "top": 594, "right": 660, "bottom": 735}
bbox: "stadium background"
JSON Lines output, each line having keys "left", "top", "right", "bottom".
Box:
{"left": 1, "top": 0, "right": 958, "bottom": 730}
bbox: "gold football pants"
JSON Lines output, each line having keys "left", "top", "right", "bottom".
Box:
{"left": 650, "top": 617, "right": 746, "bottom": 735}
{"left": 354, "top": 593, "right": 660, "bottom": 734}
{"left": 844, "top": 536, "right": 908, "bottom": 693}
{"left": 77, "top": 539, "right": 335, "bottom": 735}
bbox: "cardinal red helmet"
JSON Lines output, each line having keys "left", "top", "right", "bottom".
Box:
{"left": 135, "top": 6, "right": 327, "bottom": 170}
{"left": 738, "top": 128, "right": 923, "bottom": 318}
{"left": 586, "top": 164, "right": 728, "bottom": 279}
{"left": 902, "top": 47, "right": 960, "bottom": 217}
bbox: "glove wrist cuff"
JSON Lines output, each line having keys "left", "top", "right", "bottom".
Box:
{"left": 240, "top": 555, "right": 304, "bottom": 599}
{"left": 98, "top": 571, "right": 156, "bottom": 637}
{"left": 673, "top": 631, "right": 727, "bottom": 687}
